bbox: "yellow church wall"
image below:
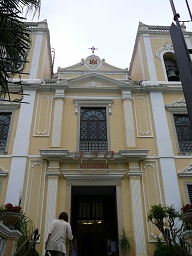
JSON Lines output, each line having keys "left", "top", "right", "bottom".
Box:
{"left": 28, "top": 93, "right": 53, "bottom": 154}
{"left": 42, "top": 45, "right": 52, "bottom": 79}
{"left": 133, "top": 93, "right": 158, "bottom": 155}
{"left": 36, "top": 35, "right": 50, "bottom": 79}
{"left": 11, "top": 32, "right": 36, "bottom": 80}
{"left": 139, "top": 38, "right": 150, "bottom": 81}
{"left": 61, "top": 98, "right": 78, "bottom": 151}
{"left": 60, "top": 73, "right": 83, "bottom": 79}
{"left": 21, "top": 158, "right": 46, "bottom": 244}
{"left": 150, "top": 37, "right": 173, "bottom": 81}
{"left": 163, "top": 92, "right": 186, "bottom": 156}
{"left": 36, "top": 35, "right": 51, "bottom": 79}
{"left": 110, "top": 99, "right": 126, "bottom": 151}
{"left": 0, "top": 158, "right": 11, "bottom": 205}
{"left": 129, "top": 44, "right": 143, "bottom": 81}
{"left": 66, "top": 91, "right": 120, "bottom": 97}
{"left": 102, "top": 74, "right": 127, "bottom": 80}
{"left": 7, "top": 107, "right": 20, "bottom": 155}
{"left": 121, "top": 177, "right": 135, "bottom": 254}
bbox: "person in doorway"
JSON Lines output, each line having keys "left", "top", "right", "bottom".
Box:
{"left": 45, "top": 212, "right": 73, "bottom": 256}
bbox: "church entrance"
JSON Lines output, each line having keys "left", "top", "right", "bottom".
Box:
{"left": 71, "top": 186, "right": 119, "bottom": 256}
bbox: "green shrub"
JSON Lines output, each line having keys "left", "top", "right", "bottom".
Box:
{"left": 154, "top": 244, "right": 183, "bottom": 256}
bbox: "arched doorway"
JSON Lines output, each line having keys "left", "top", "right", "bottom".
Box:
{"left": 71, "top": 186, "right": 119, "bottom": 256}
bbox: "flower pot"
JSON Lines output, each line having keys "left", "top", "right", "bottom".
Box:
{"left": 181, "top": 212, "right": 192, "bottom": 224}
{"left": 0, "top": 212, "right": 22, "bottom": 228}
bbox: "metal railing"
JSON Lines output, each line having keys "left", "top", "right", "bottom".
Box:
{"left": 80, "top": 140, "right": 108, "bottom": 151}
{"left": 164, "top": 229, "right": 192, "bottom": 256}
{"left": 13, "top": 228, "right": 40, "bottom": 256}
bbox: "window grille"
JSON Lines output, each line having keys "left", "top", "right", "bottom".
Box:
{"left": 0, "top": 113, "right": 11, "bottom": 151}
{"left": 174, "top": 114, "right": 192, "bottom": 152}
{"left": 187, "top": 184, "right": 192, "bottom": 204}
{"left": 80, "top": 108, "right": 107, "bottom": 151}
{"left": 79, "top": 195, "right": 103, "bottom": 219}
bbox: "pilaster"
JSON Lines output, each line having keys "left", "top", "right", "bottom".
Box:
{"left": 5, "top": 90, "right": 36, "bottom": 205}
{"left": 51, "top": 89, "right": 65, "bottom": 147}
{"left": 43, "top": 161, "right": 60, "bottom": 254}
{"left": 122, "top": 90, "right": 136, "bottom": 148}
{"left": 128, "top": 162, "right": 147, "bottom": 256}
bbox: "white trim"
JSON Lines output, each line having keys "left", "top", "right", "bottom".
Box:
{"left": 129, "top": 176, "right": 147, "bottom": 254}
{"left": 29, "top": 32, "right": 43, "bottom": 79}
{"left": 150, "top": 91, "right": 173, "bottom": 156}
{"left": 138, "top": 41, "right": 146, "bottom": 80}
{"left": 143, "top": 34, "right": 157, "bottom": 81}
{"left": 43, "top": 176, "right": 59, "bottom": 255}
{"left": 122, "top": 91, "right": 136, "bottom": 147}
{"left": 41, "top": 38, "right": 47, "bottom": 78}
{"left": 5, "top": 157, "right": 27, "bottom": 205}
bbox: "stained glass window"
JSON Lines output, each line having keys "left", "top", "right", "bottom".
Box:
{"left": 0, "top": 113, "right": 11, "bottom": 151}
{"left": 174, "top": 114, "right": 192, "bottom": 152}
{"left": 80, "top": 108, "right": 107, "bottom": 151}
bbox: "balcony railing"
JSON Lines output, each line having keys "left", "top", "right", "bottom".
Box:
{"left": 80, "top": 140, "right": 108, "bottom": 151}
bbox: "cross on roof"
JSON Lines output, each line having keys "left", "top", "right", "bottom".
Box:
{"left": 89, "top": 46, "right": 98, "bottom": 54}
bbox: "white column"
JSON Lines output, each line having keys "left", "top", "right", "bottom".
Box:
{"left": 150, "top": 91, "right": 181, "bottom": 207}
{"left": 43, "top": 161, "right": 60, "bottom": 255}
{"left": 5, "top": 90, "right": 36, "bottom": 205}
{"left": 116, "top": 185, "right": 124, "bottom": 255}
{"left": 122, "top": 90, "right": 136, "bottom": 148}
{"left": 29, "top": 31, "right": 43, "bottom": 79}
{"left": 128, "top": 173, "right": 147, "bottom": 256}
{"left": 51, "top": 89, "right": 65, "bottom": 147}
{"left": 143, "top": 34, "right": 158, "bottom": 81}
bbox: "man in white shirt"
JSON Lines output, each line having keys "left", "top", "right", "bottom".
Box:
{"left": 45, "top": 212, "right": 73, "bottom": 256}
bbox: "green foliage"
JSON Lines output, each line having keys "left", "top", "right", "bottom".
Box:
{"left": 148, "top": 205, "right": 167, "bottom": 224}
{"left": 0, "top": 0, "right": 41, "bottom": 99}
{"left": 14, "top": 212, "right": 38, "bottom": 256}
{"left": 119, "top": 229, "right": 132, "bottom": 252}
{"left": 154, "top": 244, "right": 183, "bottom": 256}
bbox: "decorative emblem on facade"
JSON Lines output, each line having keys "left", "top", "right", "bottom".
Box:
{"left": 85, "top": 55, "right": 102, "bottom": 70}
{"left": 84, "top": 81, "right": 102, "bottom": 87}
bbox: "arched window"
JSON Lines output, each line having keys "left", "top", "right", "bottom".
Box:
{"left": 163, "top": 52, "right": 180, "bottom": 81}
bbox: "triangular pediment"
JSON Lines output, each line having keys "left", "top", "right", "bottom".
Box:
{"left": 58, "top": 55, "right": 127, "bottom": 72}
{"left": 64, "top": 73, "right": 128, "bottom": 88}
{"left": 178, "top": 163, "right": 192, "bottom": 177}
{"left": 56, "top": 55, "right": 129, "bottom": 81}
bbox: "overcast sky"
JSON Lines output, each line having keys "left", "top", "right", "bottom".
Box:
{"left": 32, "top": 0, "right": 192, "bottom": 72}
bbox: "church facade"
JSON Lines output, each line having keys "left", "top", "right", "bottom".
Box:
{"left": 1, "top": 20, "right": 192, "bottom": 256}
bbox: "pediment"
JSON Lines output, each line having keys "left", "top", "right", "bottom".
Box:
{"left": 178, "top": 164, "right": 192, "bottom": 177}
{"left": 65, "top": 73, "right": 128, "bottom": 88}
{"left": 0, "top": 167, "right": 8, "bottom": 177}
{"left": 58, "top": 55, "right": 127, "bottom": 72}
{"left": 165, "top": 98, "right": 187, "bottom": 112}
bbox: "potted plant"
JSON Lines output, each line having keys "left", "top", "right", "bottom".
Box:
{"left": 119, "top": 229, "right": 132, "bottom": 256}
{"left": 181, "top": 204, "right": 192, "bottom": 224}
{"left": 0, "top": 203, "right": 22, "bottom": 228}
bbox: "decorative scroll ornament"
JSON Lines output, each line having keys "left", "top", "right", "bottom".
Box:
{"left": 156, "top": 43, "right": 174, "bottom": 60}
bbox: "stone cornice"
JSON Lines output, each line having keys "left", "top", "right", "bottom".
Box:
{"left": 40, "top": 149, "right": 148, "bottom": 163}
{"left": 63, "top": 173, "right": 125, "bottom": 180}
{"left": 127, "top": 172, "right": 142, "bottom": 178}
